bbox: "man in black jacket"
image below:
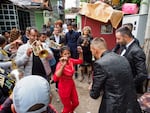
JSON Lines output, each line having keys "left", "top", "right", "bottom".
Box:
{"left": 112, "top": 23, "right": 140, "bottom": 54}
{"left": 115, "top": 26, "right": 147, "bottom": 94}
{"left": 89, "top": 37, "right": 142, "bottom": 113}
{"left": 65, "top": 23, "right": 80, "bottom": 78}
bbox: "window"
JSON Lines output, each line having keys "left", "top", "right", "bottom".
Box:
{"left": 9, "top": 5, "right": 13, "bottom": 9}
{"left": 10, "top": 10, "right": 14, "bottom": 14}
{"left": 1, "top": 27, "right": 6, "bottom": 31}
{"left": 10, "top": 16, "right": 15, "bottom": 19}
{"left": 101, "top": 24, "right": 113, "bottom": 34}
{"left": 0, "top": 22, "right": 4, "bottom": 25}
{"left": 3, "top": 5, "right": 7, "bottom": 9}
{"left": 5, "top": 16, "right": 9, "bottom": 19}
{"left": 11, "top": 22, "right": 15, "bottom": 25}
{"left": 6, "top": 22, "right": 10, "bottom": 25}
{"left": 0, "top": 15, "right": 3, "bottom": 19}
{"left": 0, "top": 4, "right": 18, "bottom": 33}
{"left": 4, "top": 10, "right": 9, "bottom": 14}
{"left": 18, "top": 10, "right": 31, "bottom": 31}
{"left": 7, "top": 27, "right": 11, "bottom": 30}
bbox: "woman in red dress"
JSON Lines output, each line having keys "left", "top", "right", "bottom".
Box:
{"left": 53, "top": 46, "right": 83, "bottom": 113}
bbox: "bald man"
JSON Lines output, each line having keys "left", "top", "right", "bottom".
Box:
{"left": 89, "top": 37, "right": 142, "bottom": 113}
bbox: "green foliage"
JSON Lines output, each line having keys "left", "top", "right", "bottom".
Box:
{"left": 64, "top": 9, "right": 70, "bottom": 13}
{"left": 131, "top": 0, "right": 141, "bottom": 5}
{"left": 80, "top": 0, "right": 90, "bottom": 2}
{"left": 141, "top": 0, "right": 149, "bottom": 5}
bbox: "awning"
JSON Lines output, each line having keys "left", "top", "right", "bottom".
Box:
{"left": 79, "top": 1, "right": 124, "bottom": 28}
{"left": 9, "top": 0, "right": 52, "bottom": 11}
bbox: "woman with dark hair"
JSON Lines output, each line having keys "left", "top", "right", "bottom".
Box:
{"left": 53, "top": 46, "right": 83, "bottom": 113}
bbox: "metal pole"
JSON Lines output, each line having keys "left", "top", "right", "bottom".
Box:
{"left": 143, "top": 3, "right": 150, "bottom": 75}
{"left": 144, "top": 3, "right": 150, "bottom": 39}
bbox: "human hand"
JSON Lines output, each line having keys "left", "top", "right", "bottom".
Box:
{"left": 26, "top": 48, "right": 33, "bottom": 57}
{"left": 36, "top": 40, "right": 42, "bottom": 46}
{"left": 12, "top": 39, "right": 23, "bottom": 45}
{"left": 9, "top": 93, "right": 13, "bottom": 99}
{"left": 77, "top": 46, "right": 83, "bottom": 54}
{"left": 83, "top": 39, "right": 89, "bottom": 46}
{"left": 88, "top": 82, "right": 93, "bottom": 90}
{"left": 59, "top": 57, "right": 68, "bottom": 66}
{"left": 83, "top": 39, "right": 87, "bottom": 44}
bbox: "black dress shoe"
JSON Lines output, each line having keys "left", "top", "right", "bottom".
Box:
{"left": 75, "top": 73, "right": 78, "bottom": 79}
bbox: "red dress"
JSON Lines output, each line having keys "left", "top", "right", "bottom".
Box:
{"left": 53, "top": 58, "right": 83, "bottom": 113}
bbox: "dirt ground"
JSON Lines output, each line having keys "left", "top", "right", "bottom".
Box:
{"left": 51, "top": 75, "right": 102, "bottom": 113}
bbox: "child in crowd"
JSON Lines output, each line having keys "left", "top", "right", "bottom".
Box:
{"left": 0, "top": 75, "right": 58, "bottom": 113}
{"left": 53, "top": 46, "right": 83, "bottom": 113}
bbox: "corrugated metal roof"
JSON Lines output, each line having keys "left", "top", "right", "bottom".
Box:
{"left": 7, "top": 0, "right": 52, "bottom": 11}
{"left": 10, "top": 0, "right": 32, "bottom": 6}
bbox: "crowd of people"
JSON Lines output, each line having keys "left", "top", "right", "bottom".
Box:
{"left": 0, "top": 19, "right": 149, "bottom": 113}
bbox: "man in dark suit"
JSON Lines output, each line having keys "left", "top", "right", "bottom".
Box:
{"left": 115, "top": 26, "right": 147, "bottom": 94}
{"left": 65, "top": 23, "right": 80, "bottom": 78}
{"left": 112, "top": 23, "right": 140, "bottom": 54}
{"left": 89, "top": 37, "right": 142, "bottom": 113}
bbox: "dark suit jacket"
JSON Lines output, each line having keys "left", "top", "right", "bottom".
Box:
{"left": 90, "top": 51, "right": 142, "bottom": 113}
{"left": 123, "top": 40, "right": 147, "bottom": 93}
{"left": 22, "top": 35, "right": 29, "bottom": 44}
{"left": 112, "top": 37, "right": 140, "bottom": 54}
{"left": 65, "top": 30, "right": 80, "bottom": 58}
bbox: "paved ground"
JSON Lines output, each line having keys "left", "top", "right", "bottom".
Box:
{"left": 51, "top": 75, "right": 101, "bottom": 113}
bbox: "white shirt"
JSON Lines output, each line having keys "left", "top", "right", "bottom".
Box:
{"left": 120, "top": 39, "right": 134, "bottom": 56}
{"left": 54, "top": 35, "right": 60, "bottom": 44}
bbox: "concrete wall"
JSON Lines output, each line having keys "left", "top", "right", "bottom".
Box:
{"left": 35, "top": 11, "right": 44, "bottom": 31}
